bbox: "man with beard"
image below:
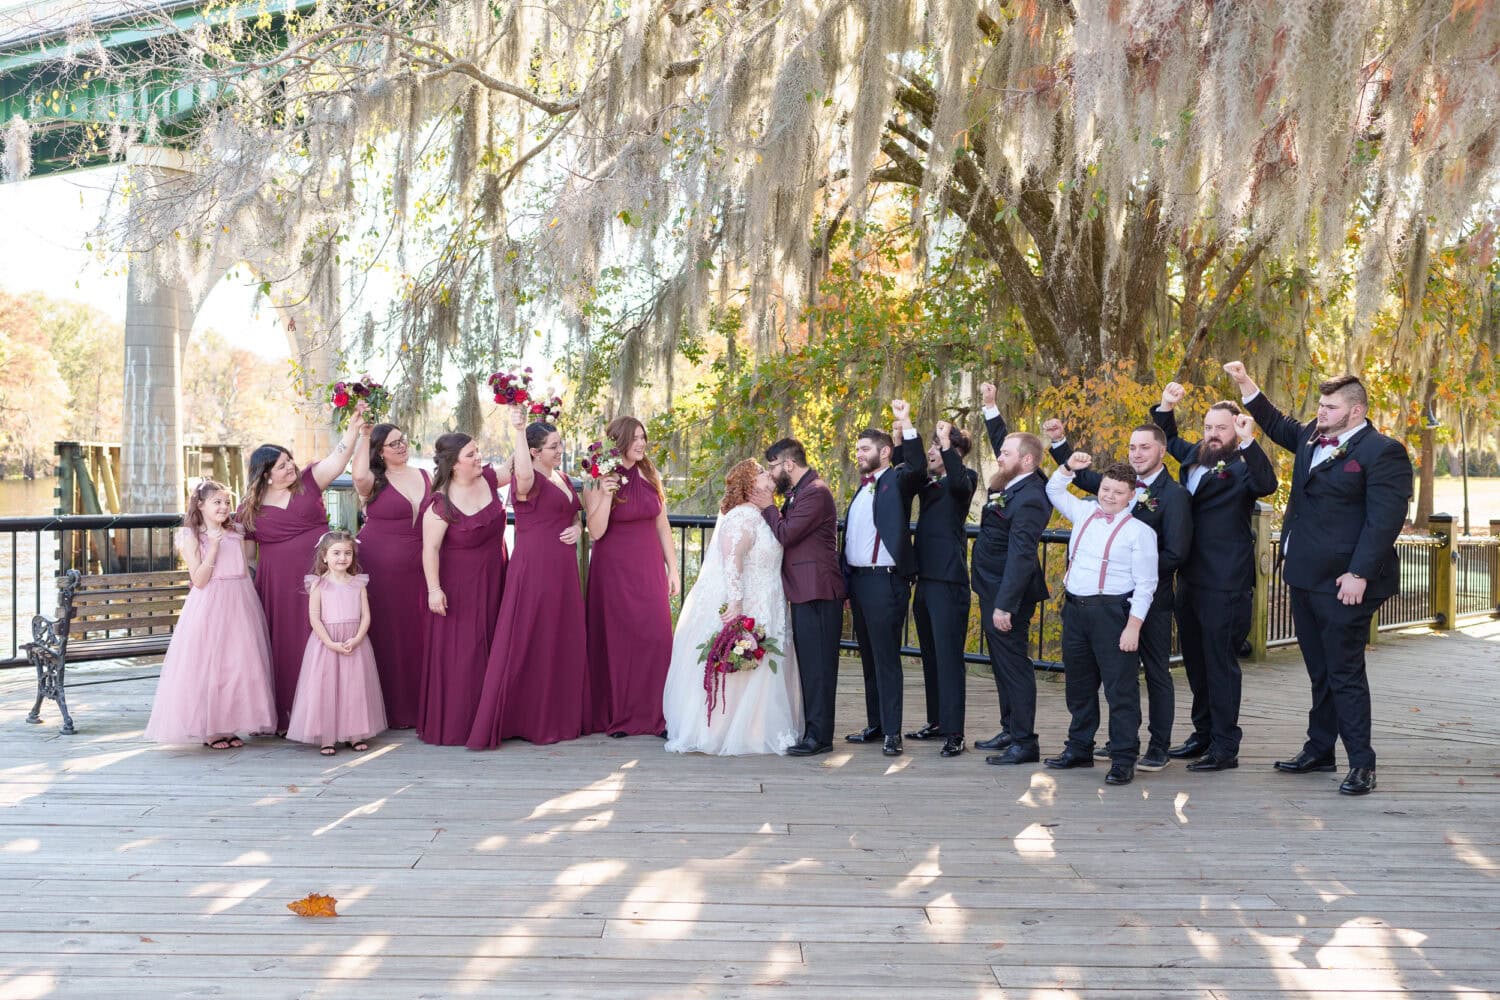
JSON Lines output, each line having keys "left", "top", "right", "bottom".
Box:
{"left": 840, "top": 412, "right": 922, "bottom": 755}
{"left": 1226, "top": 362, "right": 1412, "bottom": 796}
{"left": 1043, "top": 420, "right": 1192, "bottom": 772}
{"left": 972, "top": 381, "right": 1052, "bottom": 766}
{"left": 752, "top": 438, "right": 846, "bottom": 756}
{"left": 1153, "top": 385, "right": 1278, "bottom": 772}
{"left": 902, "top": 417, "right": 978, "bottom": 757}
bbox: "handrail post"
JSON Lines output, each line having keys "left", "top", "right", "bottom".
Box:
{"left": 1489, "top": 519, "right": 1500, "bottom": 617}
{"left": 1428, "top": 513, "right": 1456, "bottom": 630}
{"left": 1249, "top": 503, "right": 1271, "bottom": 663}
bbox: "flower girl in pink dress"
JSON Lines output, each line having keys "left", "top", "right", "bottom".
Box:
{"left": 145, "top": 481, "right": 277, "bottom": 748}
{"left": 286, "top": 531, "right": 387, "bottom": 755}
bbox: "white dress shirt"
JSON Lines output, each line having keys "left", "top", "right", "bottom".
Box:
{"left": 844, "top": 466, "right": 894, "bottom": 567}
{"left": 1046, "top": 468, "right": 1159, "bottom": 620}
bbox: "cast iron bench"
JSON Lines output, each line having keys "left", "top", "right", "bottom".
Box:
{"left": 23, "top": 568, "right": 190, "bottom": 734}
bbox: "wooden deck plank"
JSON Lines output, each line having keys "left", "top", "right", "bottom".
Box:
{"left": 2, "top": 618, "right": 1498, "bottom": 996}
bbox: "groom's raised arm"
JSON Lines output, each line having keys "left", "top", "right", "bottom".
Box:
{"left": 760, "top": 482, "right": 831, "bottom": 550}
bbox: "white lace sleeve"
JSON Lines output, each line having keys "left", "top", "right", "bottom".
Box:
{"left": 715, "top": 509, "right": 756, "bottom": 604}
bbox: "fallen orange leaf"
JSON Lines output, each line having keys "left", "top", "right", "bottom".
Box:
{"left": 287, "top": 893, "right": 339, "bottom": 918}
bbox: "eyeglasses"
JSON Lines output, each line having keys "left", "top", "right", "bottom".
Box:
{"left": 385, "top": 438, "right": 409, "bottom": 450}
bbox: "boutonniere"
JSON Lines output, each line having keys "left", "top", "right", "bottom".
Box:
{"left": 985, "top": 491, "right": 1008, "bottom": 511}
{"left": 1329, "top": 444, "right": 1348, "bottom": 462}
{"left": 1212, "top": 460, "right": 1229, "bottom": 480}
{"left": 1138, "top": 494, "right": 1159, "bottom": 512}
{"left": 926, "top": 474, "right": 944, "bottom": 489}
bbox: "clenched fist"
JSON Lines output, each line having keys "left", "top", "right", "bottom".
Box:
{"left": 1067, "top": 451, "right": 1093, "bottom": 471}
{"left": 1160, "top": 382, "right": 1186, "bottom": 410}
{"left": 891, "top": 398, "right": 911, "bottom": 422}
{"left": 1041, "top": 418, "right": 1065, "bottom": 444}
{"left": 1223, "top": 360, "right": 1250, "bottom": 384}
{"left": 980, "top": 382, "right": 997, "bottom": 407}
{"left": 1234, "top": 413, "right": 1255, "bottom": 442}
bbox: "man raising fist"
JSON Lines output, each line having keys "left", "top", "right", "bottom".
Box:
{"left": 1226, "top": 361, "right": 1413, "bottom": 796}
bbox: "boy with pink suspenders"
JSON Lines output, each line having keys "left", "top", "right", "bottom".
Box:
{"left": 1044, "top": 455, "right": 1160, "bottom": 786}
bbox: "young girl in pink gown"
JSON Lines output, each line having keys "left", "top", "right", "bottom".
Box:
{"left": 145, "top": 481, "right": 277, "bottom": 748}
{"left": 286, "top": 531, "right": 387, "bottom": 755}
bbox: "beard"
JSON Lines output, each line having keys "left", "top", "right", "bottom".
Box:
{"left": 772, "top": 470, "right": 794, "bottom": 494}
{"left": 1198, "top": 438, "right": 1239, "bottom": 468}
{"left": 855, "top": 454, "right": 880, "bottom": 476}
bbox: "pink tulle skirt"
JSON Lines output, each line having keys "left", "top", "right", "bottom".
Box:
{"left": 285, "top": 620, "right": 388, "bottom": 746}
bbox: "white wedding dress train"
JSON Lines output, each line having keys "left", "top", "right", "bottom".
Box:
{"left": 662, "top": 504, "right": 804, "bottom": 755}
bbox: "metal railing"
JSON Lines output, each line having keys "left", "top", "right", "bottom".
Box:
{"left": 5, "top": 508, "right": 1496, "bottom": 669}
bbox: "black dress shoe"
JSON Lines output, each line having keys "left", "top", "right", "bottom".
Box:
{"left": 787, "top": 739, "right": 832, "bottom": 756}
{"left": 974, "top": 732, "right": 1013, "bottom": 752}
{"left": 882, "top": 735, "right": 904, "bottom": 756}
{"left": 939, "top": 736, "right": 965, "bottom": 757}
{"left": 1044, "top": 749, "right": 1095, "bottom": 769}
{"left": 1186, "top": 753, "right": 1239, "bottom": 772}
{"left": 1274, "top": 749, "right": 1337, "bottom": 774}
{"left": 1105, "top": 761, "right": 1135, "bottom": 785}
{"left": 1339, "top": 767, "right": 1376, "bottom": 795}
{"left": 985, "top": 744, "right": 1039, "bottom": 766}
{"left": 845, "top": 726, "right": 884, "bottom": 744}
{"left": 1167, "top": 735, "right": 1211, "bottom": 759}
{"left": 905, "top": 722, "right": 941, "bottom": 741}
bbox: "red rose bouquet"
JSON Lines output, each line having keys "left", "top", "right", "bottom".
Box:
{"left": 579, "top": 440, "right": 628, "bottom": 484}
{"left": 327, "top": 376, "right": 390, "bottom": 429}
{"left": 527, "top": 395, "right": 564, "bottom": 424}
{"left": 695, "top": 607, "right": 782, "bottom": 724}
{"left": 488, "top": 367, "right": 534, "bottom": 406}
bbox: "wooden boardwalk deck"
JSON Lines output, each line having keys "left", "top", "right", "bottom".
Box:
{"left": 1, "top": 620, "right": 1498, "bottom": 999}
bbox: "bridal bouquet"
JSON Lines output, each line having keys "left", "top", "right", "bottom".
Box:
{"left": 327, "top": 376, "right": 390, "bottom": 429}
{"left": 697, "top": 607, "right": 782, "bottom": 724}
{"left": 580, "top": 440, "right": 628, "bottom": 483}
{"left": 526, "top": 394, "right": 564, "bottom": 424}
{"left": 488, "top": 367, "right": 533, "bottom": 406}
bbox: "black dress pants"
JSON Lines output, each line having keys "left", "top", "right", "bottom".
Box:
{"left": 1061, "top": 595, "right": 1142, "bottom": 763}
{"left": 913, "top": 580, "right": 972, "bottom": 735}
{"left": 1289, "top": 586, "right": 1380, "bottom": 769}
{"left": 849, "top": 569, "right": 910, "bottom": 737}
{"left": 1138, "top": 598, "right": 1176, "bottom": 755}
{"left": 791, "top": 598, "right": 845, "bottom": 747}
{"left": 981, "top": 597, "right": 1038, "bottom": 752}
{"left": 1175, "top": 584, "right": 1244, "bottom": 757}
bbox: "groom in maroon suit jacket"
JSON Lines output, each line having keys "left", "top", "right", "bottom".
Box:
{"left": 752, "top": 438, "right": 847, "bottom": 755}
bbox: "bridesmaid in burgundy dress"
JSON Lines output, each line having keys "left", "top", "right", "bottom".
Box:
{"left": 582, "top": 415, "right": 679, "bottom": 738}
{"left": 352, "top": 422, "right": 431, "bottom": 728}
{"left": 467, "top": 410, "right": 588, "bottom": 749}
{"left": 417, "top": 433, "right": 510, "bottom": 745}
{"left": 240, "top": 413, "right": 366, "bottom": 732}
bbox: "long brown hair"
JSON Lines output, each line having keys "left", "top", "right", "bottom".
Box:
{"left": 607, "top": 415, "right": 664, "bottom": 499}
{"left": 429, "top": 432, "right": 474, "bottom": 524}
{"left": 238, "top": 444, "right": 299, "bottom": 532}
{"left": 310, "top": 530, "right": 362, "bottom": 576}
{"left": 365, "top": 423, "right": 400, "bottom": 502}
{"left": 183, "top": 480, "right": 233, "bottom": 543}
{"left": 720, "top": 459, "right": 762, "bottom": 514}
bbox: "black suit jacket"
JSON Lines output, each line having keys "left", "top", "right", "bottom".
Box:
{"left": 971, "top": 411, "right": 1050, "bottom": 613}
{"left": 760, "top": 469, "right": 847, "bottom": 603}
{"left": 1245, "top": 393, "right": 1413, "bottom": 602}
{"left": 1048, "top": 441, "right": 1191, "bottom": 613}
{"left": 840, "top": 459, "right": 922, "bottom": 580}
{"left": 904, "top": 434, "right": 978, "bottom": 585}
{"left": 1151, "top": 405, "right": 1278, "bottom": 593}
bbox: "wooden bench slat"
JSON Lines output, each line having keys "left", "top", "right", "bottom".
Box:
{"left": 69, "top": 615, "right": 185, "bottom": 636}
{"left": 74, "top": 571, "right": 189, "bottom": 589}
{"left": 73, "top": 598, "right": 189, "bottom": 617}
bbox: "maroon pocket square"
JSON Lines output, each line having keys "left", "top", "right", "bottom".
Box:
{"left": 1343, "top": 458, "right": 1362, "bottom": 473}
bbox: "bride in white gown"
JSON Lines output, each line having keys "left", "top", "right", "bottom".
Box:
{"left": 663, "top": 460, "right": 804, "bottom": 755}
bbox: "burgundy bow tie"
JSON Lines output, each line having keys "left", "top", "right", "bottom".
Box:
{"left": 1315, "top": 435, "right": 1339, "bottom": 447}
{"left": 860, "top": 475, "right": 875, "bottom": 487}
{"left": 1135, "top": 480, "right": 1149, "bottom": 489}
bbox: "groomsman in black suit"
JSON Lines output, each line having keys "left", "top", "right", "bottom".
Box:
{"left": 754, "top": 439, "right": 847, "bottom": 756}
{"left": 972, "top": 381, "right": 1052, "bottom": 766}
{"left": 1226, "top": 362, "right": 1413, "bottom": 796}
{"left": 902, "top": 415, "right": 978, "bottom": 758}
{"left": 1043, "top": 419, "right": 1192, "bottom": 771}
{"left": 1153, "top": 384, "right": 1278, "bottom": 772}
{"left": 841, "top": 414, "right": 922, "bottom": 756}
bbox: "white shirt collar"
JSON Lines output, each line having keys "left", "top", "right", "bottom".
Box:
{"left": 1004, "top": 472, "right": 1030, "bottom": 491}
{"left": 1137, "top": 466, "right": 1164, "bottom": 488}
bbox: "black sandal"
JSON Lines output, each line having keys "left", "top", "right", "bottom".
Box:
{"left": 346, "top": 740, "right": 369, "bottom": 752}
{"left": 320, "top": 745, "right": 337, "bottom": 756}
{"left": 205, "top": 738, "right": 232, "bottom": 750}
